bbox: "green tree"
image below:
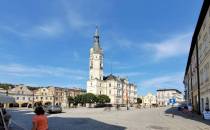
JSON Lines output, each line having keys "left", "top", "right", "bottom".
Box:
{"left": 0, "top": 83, "right": 14, "bottom": 90}
{"left": 85, "top": 93, "right": 97, "bottom": 107}
{"left": 74, "top": 95, "right": 82, "bottom": 106}
{"left": 67, "top": 96, "right": 74, "bottom": 108}
{"left": 137, "top": 98, "right": 142, "bottom": 104}
{"left": 97, "top": 95, "right": 110, "bottom": 104}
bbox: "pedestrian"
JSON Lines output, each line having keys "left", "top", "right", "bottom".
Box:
{"left": 32, "top": 106, "right": 48, "bottom": 130}
{"left": 2, "top": 108, "right": 11, "bottom": 127}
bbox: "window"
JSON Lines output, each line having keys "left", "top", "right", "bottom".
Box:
{"left": 109, "top": 90, "right": 111, "bottom": 94}
{"left": 204, "top": 63, "right": 209, "bottom": 82}
{"left": 209, "top": 27, "right": 210, "bottom": 35}
{"left": 206, "top": 97, "right": 209, "bottom": 110}
{"left": 90, "top": 61, "right": 93, "bottom": 69}
{"left": 117, "top": 90, "right": 120, "bottom": 96}
{"left": 22, "top": 97, "right": 25, "bottom": 100}
{"left": 209, "top": 9, "right": 210, "bottom": 17}
{"left": 16, "top": 97, "right": 19, "bottom": 100}
{"left": 100, "top": 91, "right": 101, "bottom": 95}
{"left": 201, "top": 98, "right": 204, "bottom": 111}
{"left": 109, "top": 83, "right": 111, "bottom": 87}
{"left": 203, "top": 19, "right": 206, "bottom": 31}
{"left": 36, "top": 97, "right": 38, "bottom": 99}
{"left": 203, "top": 33, "right": 208, "bottom": 54}
{"left": 41, "top": 97, "right": 43, "bottom": 100}
{"left": 46, "top": 97, "right": 48, "bottom": 100}
{"left": 100, "top": 62, "right": 103, "bottom": 69}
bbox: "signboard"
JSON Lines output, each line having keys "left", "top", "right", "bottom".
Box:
{"left": 203, "top": 111, "right": 210, "bottom": 120}
{"left": 169, "top": 98, "right": 176, "bottom": 105}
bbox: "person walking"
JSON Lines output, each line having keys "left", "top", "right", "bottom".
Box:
{"left": 32, "top": 106, "right": 48, "bottom": 130}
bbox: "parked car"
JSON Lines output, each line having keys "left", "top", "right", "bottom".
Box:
{"left": 47, "top": 105, "right": 62, "bottom": 113}
{"left": 177, "top": 104, "right": 188, "bottom": 111}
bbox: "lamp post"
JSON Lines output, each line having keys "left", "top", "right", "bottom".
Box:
{"left": 32, "top": 90, "right": 34, "bottom": 108}
{"left": 126, "top": 85, "right": 129, "bottom": 110}
{"left": 5, "top": 88, "right": 9, "bottom": 108}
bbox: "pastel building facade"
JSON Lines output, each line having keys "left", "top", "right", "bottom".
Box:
{"left": 184, "top": 0, "right": 210, "bottom": 113}
{"left": 0, "top": 84, "right": 85, "bottom": 108}
{"left": 142, "top": 93, "right": 157, "bottom": 107}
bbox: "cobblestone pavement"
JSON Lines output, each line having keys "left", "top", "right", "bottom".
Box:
{"left": 7, "top": 107, "right": 210, "bottom": 130}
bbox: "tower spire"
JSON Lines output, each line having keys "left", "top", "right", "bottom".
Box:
{"left": 95, "top": 25, "right": 99, "bottom": 37}
{"left": 93, "top": 26, "right": 101, "bottom": 53}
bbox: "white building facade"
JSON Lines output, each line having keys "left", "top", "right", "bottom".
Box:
{"left": 142, "top": 93, "right": 157, "bottom": 107}
{"left": 156, "top": 89, "right": 183, "bottom": 106}
{"left": 87, "top": 27, "right": 137, "bottom": 105}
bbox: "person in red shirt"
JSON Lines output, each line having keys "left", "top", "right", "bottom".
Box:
{"left": 32, "top": 106, "right": 48, "bottom": 130}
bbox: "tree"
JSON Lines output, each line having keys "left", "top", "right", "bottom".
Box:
{"left": 74, "top": 95, "right": 82, "bottom": 106}
{"left": 85, "top": 93, "right": 97, "bottom": 107}
{"left": 67, "top": 96, "right": 74, "bottom": 107}
{"left": 0, "top": 83, "right": 14, "bottom": 90}
{"left": 97, "top": 95, "right": 110, "bottom": 104}
{"left": 137, "top": 98, "right": 142, "bottom": 104}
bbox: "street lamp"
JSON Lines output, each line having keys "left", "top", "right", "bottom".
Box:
{"left": 126, "top": 85, "right": 129, "bottom": 110}
{"left": 5, "top": 88, "right": 9, "bottom": 108}
{"left": 32, "top": 90, "right": 35, "bottom": 108}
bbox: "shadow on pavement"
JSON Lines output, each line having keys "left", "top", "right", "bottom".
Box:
{"left": 48, "top": 117, "right": 126, "bottom": 130}
{"left": 8, "top": 109, "right": 126, "bottom": 130}
{"left": 165, "top": 107, "right": 210, "bottom": 126}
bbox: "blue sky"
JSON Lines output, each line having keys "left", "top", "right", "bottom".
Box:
{"left": 0, "top": 0, "right": 203, "bottom": 96}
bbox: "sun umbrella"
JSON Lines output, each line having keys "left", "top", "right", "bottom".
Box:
{"left": 0, "top": 94, "right": 15, "bottom": 104}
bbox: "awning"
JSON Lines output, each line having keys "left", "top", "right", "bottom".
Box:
{"left": 0, "top": 94, "right": 15, "bottom": 103}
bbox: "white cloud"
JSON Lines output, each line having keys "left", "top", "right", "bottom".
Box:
{"left": 144, "top": 32, "right": 192, "bottom": 60}
{"left": 67, "top": 11, "right": 92, "bottom": 30}
{"left": 61, "top": 1, "right": 97, "bottom": 34}
{"left": 34, "top": 21, "right": 63, "bottom": 37}
{"left": 0, "top": 64, "right": 87, "bottom": 80}
{"left": 0, "top": 21, "right": 64, "bottom": 39}
{"left": 140, "top": 73, "right": 184, "bottom": 90}
{"left": 115, "top": 38, "right": 133, "bottom": 48}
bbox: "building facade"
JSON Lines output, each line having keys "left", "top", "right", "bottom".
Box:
{"left": 142, "top": 93, "right": 157, "bottom": 107}
{"left": 156, "top": 89, "right": 183, "bottom": 106}
{"left": 87, "top": 27, "right": 138, "bottom": 105}
{"left": 0, "top": 84, "right": 85, "bottom": 108}
{"left": 184, "top": 0, "right": 210, "bottom": 113}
